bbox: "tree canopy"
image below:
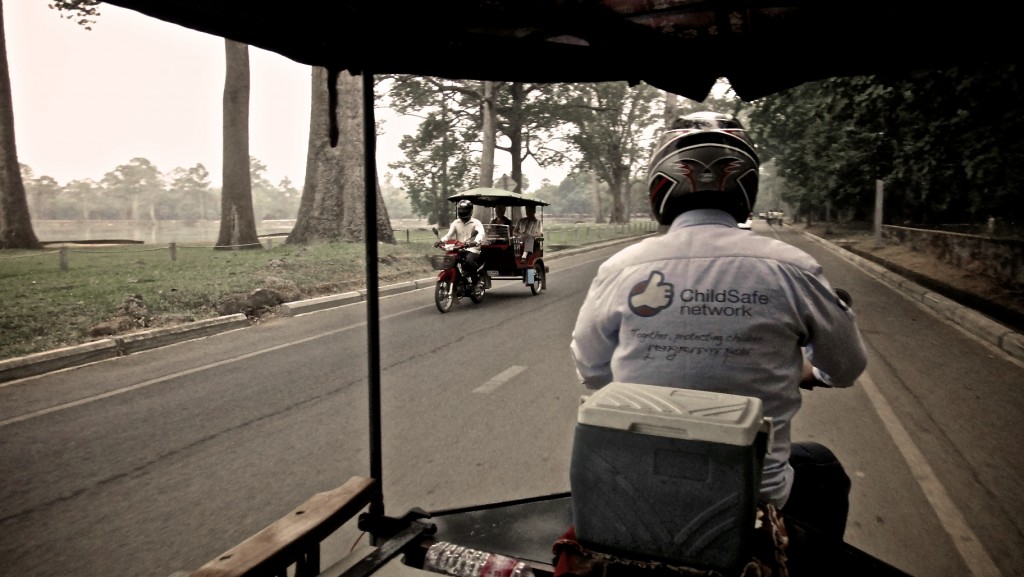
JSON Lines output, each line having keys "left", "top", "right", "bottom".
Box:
{"left": 748, "top": 63, "right": 1024, "bottom": 226}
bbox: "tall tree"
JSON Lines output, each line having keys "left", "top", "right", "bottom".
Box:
{"left": 386, "top": 76, "right": 489, "bottom": 220}
{"left": 491, "top": 81, "right": 574, "bottom": 205}
{"left": 750, "top": 76, "right": 902, "bottom": 223}
{"left": 289, "top": 69, "right": 394, "bottom": 244}
{"left": 479, "top": 81, "right": 497, "bottom": 190}
{"left": 216, "top": 39, "right": 260, "bottom": 249}
{"left": 386, "top": 76, "right": 571, "bottom": 220}
{"left": 25, "top": 175, "right": 61, "bottom": 220}
{"left": 0, "top": 0, "right": 40, "bottom": 249}
{"left": 64, "top": 178, "right": 98, "bottom": 221}
{"left": 390, "top": 100, "right": 478, "bottom": 227}
{"left": 386, "top": 76, "right": 479, "bottom": 226}
{"left": 748, "top": 64, "right": 1024, "bottom": 226}
{"left": 498, "top": 82, "right": 527, "bottom": 195}
{"left": 561, "top": 82, "right": 662, "bottom": 224}
{"left": 250, "top": 156, "right": 298, "bottom": 220}
{"left": 101, "top": 157, "right": 163, "bottom": 221}
{"left": 534, "top": 171, "right": 594, "bottom": 217}
{"left": 169, "top": 163, "right": 212, "bottom": 221}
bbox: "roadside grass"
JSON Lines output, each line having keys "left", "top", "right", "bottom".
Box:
{"left": 0, "top": 221, "right": 657, "bottom": 361}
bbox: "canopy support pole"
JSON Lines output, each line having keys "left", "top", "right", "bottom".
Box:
{"left": 362, "top": 71, "right": 384, "bottom": 521}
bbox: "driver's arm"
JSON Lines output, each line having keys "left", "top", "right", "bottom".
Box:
{"left": 570, "top": 273, "right": 618, "bottom": 389}
{"left": 439, "top": 222, "right": 457, "bottom": 242}
{"left": 790, "top": 266, "right": 867, "bottom": 388}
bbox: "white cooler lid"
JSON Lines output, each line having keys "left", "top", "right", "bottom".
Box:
{"left": 577, "top": 382, "right": 767, "bottom": 446}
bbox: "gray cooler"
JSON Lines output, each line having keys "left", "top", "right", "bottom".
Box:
{"left": 570, "top": 382, "right": 771, "bottom": 572}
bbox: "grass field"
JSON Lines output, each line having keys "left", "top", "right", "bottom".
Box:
{"left": 0, "top": 220, "right": 657, "bottom": 361}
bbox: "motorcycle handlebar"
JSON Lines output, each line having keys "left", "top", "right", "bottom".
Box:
{"left": 436, "top": 240, "right": 478, "bottom": 249}
{"left": 835, "top": 288, "right": 853, "bottom": 307}
{"left": 799, "top": 377, "right": 831, "bottom": 391}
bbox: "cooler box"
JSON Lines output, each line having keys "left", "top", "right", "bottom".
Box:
{"left": 570, "top": 382, "right": 771, "bottom": 572}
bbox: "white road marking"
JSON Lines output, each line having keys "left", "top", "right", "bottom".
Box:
{"left": 474, "top": 366, "right": 526, "bottom": 393}
{"left": 860, "top": 371, "right": 1002, "bottom": 577}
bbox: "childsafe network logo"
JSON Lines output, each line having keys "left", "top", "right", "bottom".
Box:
{"left": 628, "top": 271, "right": 674, "bottom": 317}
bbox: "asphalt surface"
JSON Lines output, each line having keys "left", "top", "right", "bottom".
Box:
{"left": 3, "top": 228, "right": 1021, "bottom": 384}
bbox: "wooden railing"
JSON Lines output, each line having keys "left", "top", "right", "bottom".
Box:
{"left": 189, "top": 476, "right": 378, "bottom": 577}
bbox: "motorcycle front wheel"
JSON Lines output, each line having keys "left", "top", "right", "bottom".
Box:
{"left": 435, "top": 279, "right": 454, "bottom": 313}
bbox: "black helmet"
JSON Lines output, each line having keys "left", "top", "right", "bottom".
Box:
{"left": 456, "top": 199, "right": 474, "bottom": 222}
{"left": 647, "top": 111, "right": 759, "bottom": 225}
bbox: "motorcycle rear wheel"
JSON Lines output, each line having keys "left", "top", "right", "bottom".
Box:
{"left": 469, "top": 278, "right": 485, "bottom": 304}
{"left": 435, "top": 279, "right": 454, "bottom": 313}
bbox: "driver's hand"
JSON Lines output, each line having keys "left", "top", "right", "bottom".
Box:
{"left": 801, "top": 358, "right": 814, "bottom": 382}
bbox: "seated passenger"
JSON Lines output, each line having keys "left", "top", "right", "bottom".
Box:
{"left": 513, "top": 204, "right": 542, "bottom": 260}
{"left": 491, "top": 206, "right": 513, "bottom": 227}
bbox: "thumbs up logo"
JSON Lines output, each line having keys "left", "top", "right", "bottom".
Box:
{"left": 628, "top": 271, "right": 674, "bottom": 317}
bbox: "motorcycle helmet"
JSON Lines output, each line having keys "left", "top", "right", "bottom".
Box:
{"left": 647, "top": 111, "right": 759, "bottom": 225}
{"left": 456, "top": 199, "right": 474, "bottom": 223}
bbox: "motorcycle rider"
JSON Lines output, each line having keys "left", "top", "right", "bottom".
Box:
{"left": 437, "top": 199, "right": 485, "bottom": 291}
{"left": 569, "top": 111, "right": 868, "bottom": 541}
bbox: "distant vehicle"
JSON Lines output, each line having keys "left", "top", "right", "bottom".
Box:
{"left": 767, "top": 210, "right": 785, "bottom": 226}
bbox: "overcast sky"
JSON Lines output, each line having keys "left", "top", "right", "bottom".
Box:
{"left": 6, "top": 2, "right": 560, "bottom": 190}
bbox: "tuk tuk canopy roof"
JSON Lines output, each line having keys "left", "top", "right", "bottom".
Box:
{"left": 448, "top": 188, "right": 550, "bottom": 208}
{"left": 99, "top": 0, "right": 1017, "bottom": 102}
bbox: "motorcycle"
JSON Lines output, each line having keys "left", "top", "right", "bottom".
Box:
{"left": 431, "top": 231, "right": 487, "bottom": 313}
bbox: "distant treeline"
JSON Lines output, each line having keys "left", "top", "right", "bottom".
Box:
{"left": 20, "top": 157, "right": 301, "bottom": 223}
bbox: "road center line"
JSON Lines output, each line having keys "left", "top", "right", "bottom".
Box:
{"left": 474, "top": 366, "right": 526, "bottom": 393}
{"left": 860, "top": 371, "right": 1001, "bottom": 577}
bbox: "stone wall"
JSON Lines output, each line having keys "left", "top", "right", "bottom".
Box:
{"left": 882, "top": 225, "right": 1024, "bottom": 287}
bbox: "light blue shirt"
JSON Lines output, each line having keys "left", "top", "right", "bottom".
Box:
{"left": 569, "top": 209, "right": 867, "bottom": 506}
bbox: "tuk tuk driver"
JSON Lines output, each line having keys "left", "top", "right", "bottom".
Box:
{"left": 569, "top": 111, "right": 868, "bottom": 541}
{"left": 437, "top": 199, "right": 485, "bottom": 289}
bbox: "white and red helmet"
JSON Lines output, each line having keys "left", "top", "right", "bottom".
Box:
{"left": 647, "top": 111, "right": 759, "bottom": 225}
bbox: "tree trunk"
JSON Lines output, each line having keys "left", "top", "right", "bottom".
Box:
{"left": 592, "top": 172, "right": 604, "bottom": 223}
{"left": 476, "top": 80, "right": 496, "bottom": 222}
{"left": 289, "top": 68, "right": 394, "bottom": 244}
{"left": 216, "top": 40, "right": 260, "bottom": 250}
{"left": 0, "top": 2, "right": 40, "bottom": 250}
{"left": 609, "top": 164, "right": 629, "bottom": 224}
{"left": 480, "top": 81, "right": 496, "bottom": 186}
{"left": 509, "top": 82, "right": 525, "bottom": 194}
{"left": 664, "top": 91, "right": 678, "bottom": 127}
{"left": 130, "top": 193, "right": 140, "bottom": 221}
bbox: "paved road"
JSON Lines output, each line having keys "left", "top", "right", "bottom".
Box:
{"left": 767, "top": 223, "right": 1024, "bottom": 577}
{"left": 1, "top": 222, "right": 1021, "bottom": 577}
